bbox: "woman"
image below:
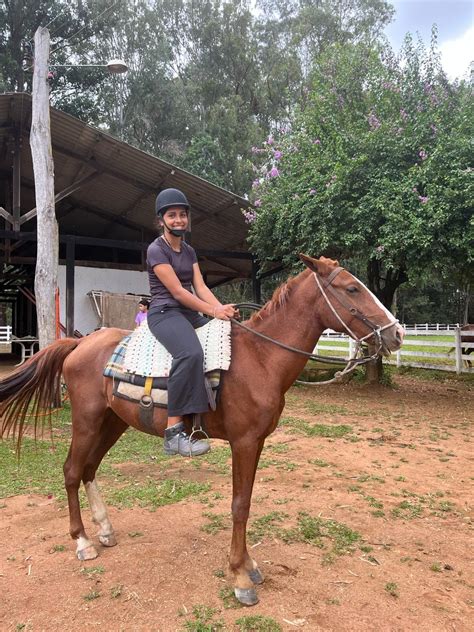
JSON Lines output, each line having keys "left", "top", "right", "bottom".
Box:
{"left": 147, "top": 188, "right": 237, "bottom": 457}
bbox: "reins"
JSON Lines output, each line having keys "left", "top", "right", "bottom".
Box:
{"left": 231, "top": 268, "right": 399, "bottom": 385}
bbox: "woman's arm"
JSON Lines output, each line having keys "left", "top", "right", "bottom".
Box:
{"left": 153, "top": 264, "right": 235, "bottom": 319}
{"left": 192, "top": 263, "right": 221, "bottom": 306}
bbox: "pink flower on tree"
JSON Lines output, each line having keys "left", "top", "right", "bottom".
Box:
{"left": 309, "top": 188, "right": 316, "bottom": 195}
{"left": 273, "top": 150, "right": 282, "bottom": 160}
{"left": 266, "top": 135, "right": 274, "bottom": 145}
{"left": 419, "top": 149, "right": 428, "bottom": 161}
{"left": 418, "top": 195, "right": 429, "bottom": 204}
{"left": 268, "top": 167, "right": 279, "bottom": 178}
{"left": 254, "top": 199, "right": 262, "bottom": 207}
{"left": 313, "top": 139, "right": 321, "bottom": 145}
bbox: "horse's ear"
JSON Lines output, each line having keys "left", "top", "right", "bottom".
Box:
{"left": 299, "top": 253, "right": 328, "bottom": 275}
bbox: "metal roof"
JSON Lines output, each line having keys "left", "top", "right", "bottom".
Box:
{"left": 0, "top": 92, "right": 253, "bottom": 283}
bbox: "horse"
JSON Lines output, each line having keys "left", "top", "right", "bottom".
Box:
{"left": 0, "top": 255, "right": 403, "bottom": 606}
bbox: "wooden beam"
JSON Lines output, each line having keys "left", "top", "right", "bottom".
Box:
{"left": 20, "top": 171, "right": 100, "bottom": 225}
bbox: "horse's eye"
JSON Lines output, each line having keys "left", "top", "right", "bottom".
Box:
{"left": 346, "top": 286, "right": 358, "bottom": 294}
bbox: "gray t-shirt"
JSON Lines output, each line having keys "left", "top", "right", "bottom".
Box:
{"left": 146, "top": 237, "right": 198, "bottom": 309}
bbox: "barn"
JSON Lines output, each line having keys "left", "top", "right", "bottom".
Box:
{"left": 0, "top": 92, "right": 263, "bottom": 340}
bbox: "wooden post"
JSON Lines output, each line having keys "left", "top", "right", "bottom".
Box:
{"left": 454, "top": 327, "right": 462, "bottom": 375}
{"left": 66, "top": 236, "right": 75, "bottom": 337}
{"left": 30, "top": 27, "right": 58, "bottom": 349}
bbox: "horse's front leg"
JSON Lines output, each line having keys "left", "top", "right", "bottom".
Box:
{"left": 229, "top": 436, "right": 265, "bottom": 606}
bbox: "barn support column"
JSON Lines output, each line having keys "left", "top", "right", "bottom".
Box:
{"left": 66, "top": 236, "right": 75, "bottom": 337}
{"left": 251, "top": 258, "right": 261, "bottom": 304}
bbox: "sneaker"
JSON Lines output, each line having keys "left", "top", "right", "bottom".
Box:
{"left": 163, "top": 421, "right": 210, "bottom": 457}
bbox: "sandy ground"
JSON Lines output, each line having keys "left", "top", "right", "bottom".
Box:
{"left": 0, "top": 373, "right": 472, "bottom": 632}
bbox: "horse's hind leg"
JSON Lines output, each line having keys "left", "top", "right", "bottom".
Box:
{"left": 82, "top": 411, "right": 128, "bottom": 548}
{"left": 63, "top": 407, "right": 115, "bottom": 561}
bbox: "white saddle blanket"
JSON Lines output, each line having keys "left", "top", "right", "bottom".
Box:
{"left": 123, "top": 319, "right": 232, "bottom": 377}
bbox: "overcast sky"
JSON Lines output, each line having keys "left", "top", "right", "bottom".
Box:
{"left": 385, "top": 0, "right": 473, "bottom": 80}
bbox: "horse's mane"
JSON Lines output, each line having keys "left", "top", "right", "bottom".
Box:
{"left": 248, "top": 268, "right": 312, "bottom": 324}
{"left": 248, "top": 256, "right": 340, "bottom": 325}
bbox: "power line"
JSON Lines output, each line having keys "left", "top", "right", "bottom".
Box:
{"left": 50, "top": 0, "right": 122, "bottom": 57}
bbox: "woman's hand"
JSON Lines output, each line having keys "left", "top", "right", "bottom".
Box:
{"left": 213, "top": 304, "right": 238, "bottom": 320}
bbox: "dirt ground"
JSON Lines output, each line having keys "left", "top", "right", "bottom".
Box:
{"left": 0, "top": 373, "right": 472, "bottom": 632}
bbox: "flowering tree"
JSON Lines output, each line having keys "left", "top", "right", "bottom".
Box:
{"left": 247, "top": 36, "right": 473, "bottom": 314}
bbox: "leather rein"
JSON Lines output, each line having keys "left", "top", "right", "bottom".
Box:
{"left": 231, "top": 267, "right": 399, "bottom": 383}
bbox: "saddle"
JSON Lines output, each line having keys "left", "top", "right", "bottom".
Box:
{"left": 103, "top": 319, "right": 232, "bottom": 414}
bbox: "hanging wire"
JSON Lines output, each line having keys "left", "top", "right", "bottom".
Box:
{"left": 50, "top": 0, "right": 122, "bottom": 57}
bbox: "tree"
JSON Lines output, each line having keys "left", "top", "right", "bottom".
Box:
{"left": 247, "top": 35, "right": 472, "bottom": 377}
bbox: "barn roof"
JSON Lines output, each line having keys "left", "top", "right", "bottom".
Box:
{"left": 0, "top": 92, "right": 254, "bottom": 284}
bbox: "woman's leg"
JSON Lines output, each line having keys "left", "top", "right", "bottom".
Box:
{"left": 147, "top": 308, "right": 210, "bottom": 456}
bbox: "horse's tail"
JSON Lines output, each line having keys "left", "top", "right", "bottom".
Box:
{"left": 0, "top": 338, "right": 80, "bottom": 446}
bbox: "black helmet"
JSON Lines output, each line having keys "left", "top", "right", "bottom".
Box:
{"left": 155, "top": 188, "right": 189, "bottom": 216}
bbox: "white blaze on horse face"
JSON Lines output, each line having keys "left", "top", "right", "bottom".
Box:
{"left": 85, "top": 480, "right": 113, "bottom": 537}
{"left": 356, "top": 279, "right": 397, "bottom": 323}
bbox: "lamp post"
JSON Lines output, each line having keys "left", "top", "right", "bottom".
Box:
{"left": 30, "top": 26, "right": 127, "bottom": 347}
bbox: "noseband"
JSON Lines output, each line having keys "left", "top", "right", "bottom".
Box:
{"left": 232, "top": 266, "right": 399, "bottom": 385}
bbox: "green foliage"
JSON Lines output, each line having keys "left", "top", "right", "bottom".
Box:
{"left": 107, "top": 479, "right": 210, "bottom": 510}
{"left": 248, "top": 35, "right": 473, "bottom": 302}
{"left": 235, "top": 614, "right": 282, "bottom": 631}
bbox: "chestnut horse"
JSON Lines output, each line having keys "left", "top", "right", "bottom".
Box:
{"left": 0, "top": 255, "right": 403, "bottom": 605}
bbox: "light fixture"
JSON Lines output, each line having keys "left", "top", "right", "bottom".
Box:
{"left": 49, "top": 59, "right": 128, "bottom": 74}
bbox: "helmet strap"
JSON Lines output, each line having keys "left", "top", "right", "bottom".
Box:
{"left": 162, "top": 219, "right": 186, "bottom": 238}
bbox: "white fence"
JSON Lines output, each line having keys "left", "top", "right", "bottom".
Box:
{"left": 401, "top": 323, "right": 460, "bottom": 332}
{"left": 0, "top": 325, "right": 12, "bottom": 343}
{"left": 315, "top": 327, "right": 473, "bottom": 375}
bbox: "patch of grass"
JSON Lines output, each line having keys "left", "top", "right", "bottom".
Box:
{"left": 279, "top": 511, "right": 361, "bottom": 563}
{"left": 431, "top": 562, "right": 442, "bottom": 572}
{"left": 103, "top": 428, "right": 168, "bottom": 465}
{"left": 196, "top": 446, "right": 232, "bottom": 474}
{"left": 219, "top": 586, "right": 243, "bottom": 610}
{"left": 182, "top": 604, "right": 224, "bottom": 631}
{"left": 266, "top": 443, "right": 291, "bottom": 454}
{"left": 107, "top": 479, "right": 210, "bottom": 510}
{"left": 235, "top": 614, "right": 282, "bottom": 631}
{"left": 280, "top": 416, "right": 352, "bottom": 438}
{"left": 391, "top": 500, "right": 423, "bottom": 519}
{"left": 248, "top": 511, "right": 288, "bottom": 544}
{"left": 127, "top": 531, "right": 143, "bottom": 538}
{"left": 50, "top": 544, "right": 66, "bottom": 553}
{"left": 385, "top": 582, "right": 399, "bottom": 598}
{"left": 304, "top": 401, "right": 349, "bottom": 415}
{"left": 213, "top": 569, "right": 225, "bottom": 578}
{"left": 0, "top": 437, "right": 69, "bottom": 500}
{"left": 83, "top": 589, "right": 101, "bottom": 601}
{"left": 201, "top": 512, "right": 229, "bottom": 535}
{"left": 308, "top": 458, "right": 330, "bottom": 467}
{"left": 80, "top": 565, "right": 105, "bottom": 577}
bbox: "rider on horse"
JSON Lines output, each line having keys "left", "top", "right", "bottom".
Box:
{"left": 147, "top": 188, "right": 237, "bottom": 456}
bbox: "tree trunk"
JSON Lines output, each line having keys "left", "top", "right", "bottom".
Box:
{"left": 30, "top": 27, "right": 58, "bottom": 349}
{"left": 365, "top": 259, "right": 407, "bottom": 384}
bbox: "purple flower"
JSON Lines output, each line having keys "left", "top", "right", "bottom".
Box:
{"left": 252, "top": 178, "right": 261, "bottom": 189}
{"left": 376, "top": 245, "right": 385, "bottom": 252}
{"left": 243, "top": 209, "right": 257, "bottom": 224}
{"left": 430, "top": 124, "right": 437, "bottom": 135}
{"left": 266, "top": 135, "right": 274, "bottom": 145}
{"left": 273, "top": 150, "right": 282, "bottom": 160}
{"left": 313, "top": 139, "right": 321, "bottom": 145}
{"left": 400, "top": 109, "right": 408, "bottom": 121}
{"left": 254, "top": 199, "right": 262, "bottom": 207}
{"left": 268, "top": 167, "right": 279, "bottom": 178}
{"left": 368, "top": 112, "right": 381, "bottom": 130}
{"left": 309, "top": 188, "right": 316, "bottom": 195}
{"left": 419, "top": 149, "right": 428, "bottom": 161}
{"left": 418, "top": 195, "right": 429, "bottom": 204}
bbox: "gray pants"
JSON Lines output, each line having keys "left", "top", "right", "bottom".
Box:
{"left": 147, "top": 306, "right": 209, "bottom": 417}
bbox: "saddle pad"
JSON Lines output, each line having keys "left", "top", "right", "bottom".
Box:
{"left": 123, "top": 318, "right": 231, "bottom": 377}
{"left": 113, "top": 370, "right": 221, "bottom": 408}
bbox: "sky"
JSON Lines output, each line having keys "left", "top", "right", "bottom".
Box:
{"left": 385, "top": 0, "right": 473, "bottom": 80}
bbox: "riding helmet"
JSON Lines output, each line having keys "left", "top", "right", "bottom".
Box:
{"left": 155, "top": 188, "right": 190, "bottom": 216}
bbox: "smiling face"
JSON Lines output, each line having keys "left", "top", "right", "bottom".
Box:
{"left": 160, "top": 207, "right": 189, "bottom": 233}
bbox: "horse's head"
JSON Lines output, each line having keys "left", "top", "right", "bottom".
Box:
{"left": 300, "top": 254, "right": 404, "bottom": 354}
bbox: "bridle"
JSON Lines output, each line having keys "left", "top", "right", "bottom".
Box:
{"left": 231, "top": 266, "right": 399, "bottom": 385}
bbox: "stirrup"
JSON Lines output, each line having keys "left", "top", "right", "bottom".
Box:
{"left": 187, "top": 413, "right": 210, "bottom": 457}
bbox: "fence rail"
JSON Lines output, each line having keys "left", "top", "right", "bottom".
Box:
{"left": 315, "top": 327, "right": 473, "bottom": 374}
{"left": 0, "top": 325, "right": 12, "bottom": 343}
{"left": 401, "top": 323, "right": 460, "bottom": 331}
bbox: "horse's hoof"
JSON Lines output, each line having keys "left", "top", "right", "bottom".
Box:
{"left": 99, "top": 533, "right": 117, "bottom": 547}
{"left": 248, "top": 567, "right": 265, "bottom": 585}
{"left": 234, "top": 587, "right": 259, "bottom": 606}
{"left": 77, "top": 545, "right": 99, "bottom": 561}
